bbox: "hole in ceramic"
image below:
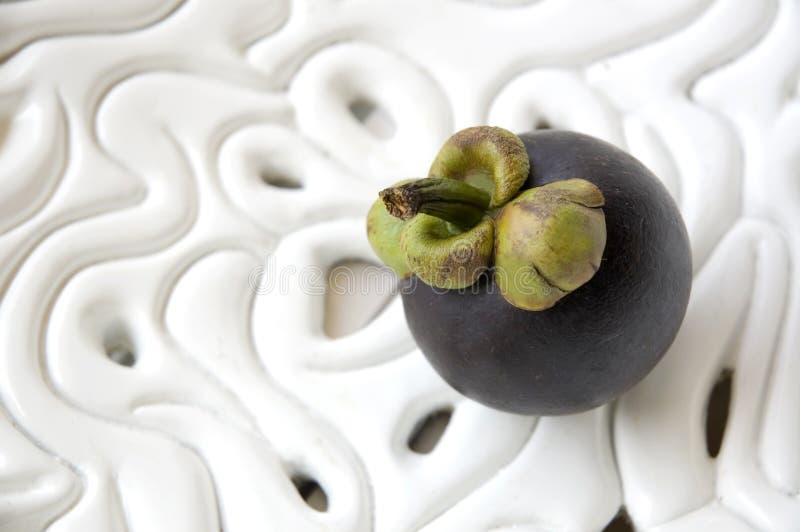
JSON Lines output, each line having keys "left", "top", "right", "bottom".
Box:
{"left": 534, "top": 117, "right": 553, "bottom": 130}
{"left": 602, "top": 507, "right": 634, "bottom": 532}
{"left": 291, "top": 474, "right": 328, "bottom": 512}
{"left": 408, "top": 406, "right": 452, "bottom": 454}
{"left": 0, "top": 93, "right": 24, "bottom": 154}
{"left": 323, "top": 259, "right": 396, "bottom": 339}
{"left": 348, "top": 97, "right": 396, "bottom": 139}
{"left": 259, "top": 169, "right": 302, "bottom": 190}
{"left": 0, "top": 116, "right": 9, "bottom": 149}
{"left": 705, "top": 368, "right": 733, "bottom": 458}
{"left": 103, "top": 327, "right": 136, "bottom": 368}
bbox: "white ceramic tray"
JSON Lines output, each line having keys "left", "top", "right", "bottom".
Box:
{"left": 0, "top": 1, "right": 798, "bottom": 530}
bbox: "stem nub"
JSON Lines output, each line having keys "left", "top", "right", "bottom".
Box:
{"left": 379, "top": 177, "right": 491, "bottom": 230}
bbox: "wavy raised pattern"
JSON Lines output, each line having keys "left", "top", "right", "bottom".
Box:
{"left": 0, "top": 0, "right": 797, "bottom": 531}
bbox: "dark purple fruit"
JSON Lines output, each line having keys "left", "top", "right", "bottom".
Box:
{"left": 398, "top": 130, "right": 692, "bottom": 415}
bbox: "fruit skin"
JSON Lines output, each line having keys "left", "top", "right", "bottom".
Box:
{"left": 400, "top": 130, "right": 692, "bottom": 415}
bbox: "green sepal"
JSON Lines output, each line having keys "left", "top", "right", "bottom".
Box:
{"left": 494, "top": 179, "right": 606, "bottom": 310}
{"left": 366, "top": 180, "right": 416, "bottom": 278}
{"left": 401, "top": 214, "right": 494, "bottom": 290}
{"left": 428, "top": 126, "right": 530, "bottom": 208}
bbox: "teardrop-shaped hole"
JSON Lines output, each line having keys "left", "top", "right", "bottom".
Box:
{"left": 348, "top": 97, "right": 396, "bottom": 139}
{"left": 291, "top": 474, "right": 328, "bottom": 512}
{"left": 408, "top": 406, "right": 453, "bottom": 454}
{"left": 259, "top": 169, "right": 302, "bottom": 189}
{"left": 103, "top": 325, "right": 136, "bottom": 368}
{"left": 705, "top": 368, "right": 733, "bottom": 458}
{"left": 323, "top": 259, "right": 396, "bottom": 339}
{"left": 602, "top": 507, "right": 634, "bottom": 532}
{"left": 534, "top": 117, "right": 553, "bottom": 130}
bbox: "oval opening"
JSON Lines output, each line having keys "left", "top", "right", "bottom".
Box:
{"left": 323, "top": 259, "right": 396, "bottom": 339}
{"left": 408, "top": 406, "right": 453, "bottom": 454}
{"left": 348, "top": 97, "right": 396, "bottom": 139}
{"left": 705, "top": 368, "right": 733, "bottom": 458}
{"left": 291, "top": 474, "right": 328, "bottom": 512}
{"left": 0, "top": 116, "right": 9, "bottom": 149}
{"left": 103, "top": 326, "right": 136, "bottom": 368}
{"left": 602, "top": 508, "right": 634, "bottom": 532}
{"left": 259, "top": 169, "right": 302, "bottom": 190}
{"left": 534, "top": 117, "right": 553, "bottom": 130}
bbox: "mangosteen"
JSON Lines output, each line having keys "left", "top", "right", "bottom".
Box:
{"left": 367, "top": 126, "right": 691, "bottom": 415}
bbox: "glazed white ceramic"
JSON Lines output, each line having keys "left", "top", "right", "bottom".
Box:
{"left": 0, "top": 0, "right": 798, "bottom": 531}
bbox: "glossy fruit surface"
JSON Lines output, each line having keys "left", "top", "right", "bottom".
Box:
{"left": 400, "top": 130, "right": 692, "bottom": 415}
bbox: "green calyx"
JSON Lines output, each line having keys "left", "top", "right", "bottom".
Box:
{"left": 401, "top": 214, "right": 494, "bottom": 289}
{"left": 365, "top": 126, "right": 607, "bottom": 312}
{"left": 428, "top": 126, "right": 529, "bottom": 207}
{"left": 366, "top": 179, "right": 415, "bottom": 278}
{"left": 368, "top": 176, "right": 494, "bottom": 286}
{"left": 494, "top": 179, "right": 606, "bottom": 310}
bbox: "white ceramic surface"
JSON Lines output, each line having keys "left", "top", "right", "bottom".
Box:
{"left": 0, "top": 0, "right": 799, "bottom": 531}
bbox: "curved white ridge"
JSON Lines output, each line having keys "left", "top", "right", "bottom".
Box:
{"left": 0, "top": 1, "right": 798, "bottom": 531}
